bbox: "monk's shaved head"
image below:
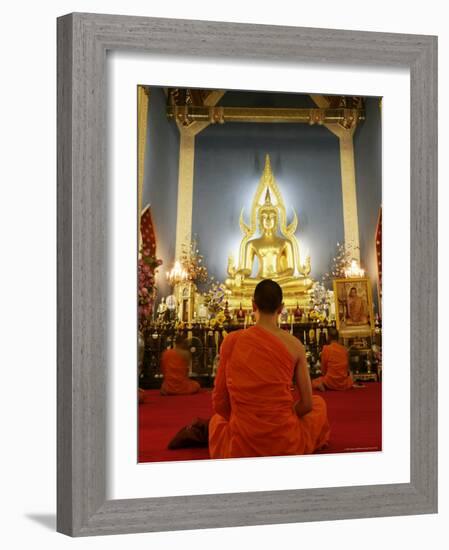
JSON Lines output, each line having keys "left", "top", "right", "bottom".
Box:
{"left": 253, "top": 279, "right": 283, "bottom": 314}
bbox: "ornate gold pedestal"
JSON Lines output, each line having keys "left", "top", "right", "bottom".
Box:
{"left": 225, "top": 287, "right": 312, "bottom": 312}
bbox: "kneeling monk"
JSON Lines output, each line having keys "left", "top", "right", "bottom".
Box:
{"left": 312, "top": 328, "right": 358, "bottom": 391}
{"left": 160, "top": 335, "right": 200, "bottom": 396}
{"left": 209, "top": 280, "right": 330, "bottom": 459}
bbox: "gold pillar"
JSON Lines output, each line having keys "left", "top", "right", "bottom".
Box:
{"left": 338, "top": 130, "right": 360, "bottom": 260}
{"left": 311, "top": 95, "right": 360, "bottom": 261}
{"left": 175, "top": 131, "right": 195, "bottom": 259}
{"left": 174, "top": 91, "right": 226, "bottom": 260}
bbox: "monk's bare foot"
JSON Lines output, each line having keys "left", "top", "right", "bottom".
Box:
{"left": 315, "top": 382, "right": 326, "bottom": 392}
{"left": 353, "top": 383, "right": 365, "bottom": 388}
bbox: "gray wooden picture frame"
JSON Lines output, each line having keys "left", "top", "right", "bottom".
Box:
{"left": 57, "top": 12, "right": 438, "bottom": 537}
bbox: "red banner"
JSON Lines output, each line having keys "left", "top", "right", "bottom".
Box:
{"left": 375, "top": 207, "right": 382, "bottom": 316}
{"left": 140, "top": 205, "right": 156, "bottom": 256}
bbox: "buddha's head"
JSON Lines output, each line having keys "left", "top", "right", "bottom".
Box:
{"left": 259, "top": 189, "right": 279, "bottom": 234}
{"left": 259, "top": 207, "right": 278, "bottom": 233}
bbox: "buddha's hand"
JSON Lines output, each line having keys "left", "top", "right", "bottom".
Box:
{"left": 279, "top": 267, "right": 294, "bottom": 277}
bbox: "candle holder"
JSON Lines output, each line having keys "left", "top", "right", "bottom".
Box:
{"left": 166, "top": 260, "right": 188, "bottom": 286}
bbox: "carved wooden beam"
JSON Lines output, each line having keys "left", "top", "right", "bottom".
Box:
{"left": 167, "top": 105, "right": 364, "bottom": 128}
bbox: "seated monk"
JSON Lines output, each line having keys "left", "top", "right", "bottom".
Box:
{"left": 160, "top": 335, "right": 201, "bottom": 396}
{"left": 312, "top": 328, "right": 363, "bottom": 391}
{"left": 209, "top": 279, "right": 330, "bottom": 459}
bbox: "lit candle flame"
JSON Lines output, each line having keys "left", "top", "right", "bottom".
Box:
{"left": 344, "top": 259, "right": 365, "bottom": 278}
{"left": 166, "top": 260, "right": 188, "bottom": 285}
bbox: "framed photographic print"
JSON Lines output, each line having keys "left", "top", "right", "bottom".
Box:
{"left": 57, "top": 13, "right": 437, "bottom": 536}
{"left": 136, "top": 85, "right": 382, "bottom": 465}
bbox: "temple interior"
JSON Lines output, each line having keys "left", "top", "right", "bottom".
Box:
{"left": 137, "top": 87, "right": 382, "bottom": 461}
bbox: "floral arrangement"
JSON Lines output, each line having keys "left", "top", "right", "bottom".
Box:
{"left": 202, "top": 279, "right": 226, "bottom": 316}
{"left": 180, "top": 238, "right": 208, "bottom": 283}
{"left": 322, "top": 241, "right": 361, "bottom": 282}
{"left": 138, "top": 246, "right": 162, "bottom": 332}
{"left": 309, "top": 282, "right": 331, "bottom": 321}
{"left": 214, "top": 311, "right": 227, "bottom": 326}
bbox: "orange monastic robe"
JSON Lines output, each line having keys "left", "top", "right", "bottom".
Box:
{"left": 312, "top": 342, "right": 353, "bottom": 391}
{"left": 209, "top": 326, "right": 330, "bottom": 459}
{"left": 160, "top": 349, "right": 200, "bottom": 395}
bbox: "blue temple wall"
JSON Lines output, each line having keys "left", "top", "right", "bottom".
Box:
{"left": 142, "top": 87, "right": 180, "bottom": 298}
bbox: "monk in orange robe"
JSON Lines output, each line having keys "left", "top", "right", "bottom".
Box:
{"left": 160, "top": 335, "right": 200, "bottom": 396}
{"left": 312, "top": 328, "right": 362, "bottom": 391}
{"left": 209, "top": 279, "right": 330, "bottom": 459}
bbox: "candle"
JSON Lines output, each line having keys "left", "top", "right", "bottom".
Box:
{"left": 215, "top": 330, "right": 219, "bottom": 350}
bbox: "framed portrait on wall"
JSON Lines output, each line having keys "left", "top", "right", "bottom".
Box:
{"left": 57, "top": 12, "right": 437, "bottom": 537}
{"left": 333, "top": 277, "right": 375, "bottom": 335}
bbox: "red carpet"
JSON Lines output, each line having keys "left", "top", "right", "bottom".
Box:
{"left": 138, "top": 383, "right": 382, "bottom": 463}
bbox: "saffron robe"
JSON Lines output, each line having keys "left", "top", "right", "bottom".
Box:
{"left": 160, "top": 349, "right": 200, "bottom": 395}
{"left": 347, "top": 295, "right": 368, "bottom": 324}
{"left": 209, "top": 326, "right": 330, "bottom": 459}
{"left": 312, "top": 342, "right": 353, "bottom": 391}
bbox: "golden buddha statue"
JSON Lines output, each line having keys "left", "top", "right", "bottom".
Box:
{"left": 225, "top": 155, "right": 314, "bottom": 309}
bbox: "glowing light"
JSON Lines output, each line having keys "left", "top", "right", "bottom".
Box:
{"left": 166, "top": 261, "right": 188, "bottom": 285}
{"left": 344, "top": 259, "right": 365, "bottom": 278}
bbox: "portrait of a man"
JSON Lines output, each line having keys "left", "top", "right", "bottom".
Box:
{"left": 347, "top": 286, "right": 369, "bottom": 325}
{"left": 334, "top": 278, "right": 374, "bottom": 333}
